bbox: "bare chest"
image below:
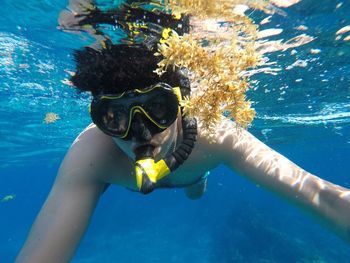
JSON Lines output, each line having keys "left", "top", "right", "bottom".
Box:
{"left": 102, "top": 138, "right": 219, "bottom": 190}
{"left": 158, "top": 147, "right": 217, "bottom": 187}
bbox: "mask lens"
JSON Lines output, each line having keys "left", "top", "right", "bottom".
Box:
{"left": 100, "top": 105, "right": 128, "bottom": 134}
{"left": 92, "top": 100, "right": 130, "bottom": 137}
{"left": 147, "top": 98, "right": 169, "bottom": 120}
{"left": 144, "top": 90, "right": 178, "bottom": 126}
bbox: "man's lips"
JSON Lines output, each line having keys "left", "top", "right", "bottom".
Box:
{"left": 131, "top": 142, "right": 156, "bottom": 152}
{"left": 132, "top": 144, "right": 156, "bottom": 160}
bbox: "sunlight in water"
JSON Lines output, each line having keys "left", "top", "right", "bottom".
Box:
{"left": 211, "top": 116, "right": 350, "bottom": 241}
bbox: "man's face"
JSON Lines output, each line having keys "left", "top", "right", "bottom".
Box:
{"left": 113, "top": 113, "right": 180, "bottom": 160}
{"left": 90, "top": 83, "right": 180, "bottom": 141}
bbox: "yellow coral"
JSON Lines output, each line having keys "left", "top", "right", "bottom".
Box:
{"left": 156, "top": 32, "right": 258, "bottom": 134}
{"left": 152, "top": 1, "right": 264, "bottom": 136}
{"left": 44, "top": 112, "right": 60, "bottom": 124}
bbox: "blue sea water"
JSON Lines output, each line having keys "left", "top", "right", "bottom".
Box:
{"left": 1, "top": 0, "right": 350, "bottom": 262}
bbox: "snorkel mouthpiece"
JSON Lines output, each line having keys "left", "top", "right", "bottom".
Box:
{"left": 135, "top": 159, "right": 171, "bottom": 194}
{"left": 134, "top": 145, "right": 170, "bottom": 194}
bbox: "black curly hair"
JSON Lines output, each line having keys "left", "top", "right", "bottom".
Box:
{"left": 67, "top": 0, "right": 191, "bottom": 96}
{"left": 71, "top": 44, "right": 190, "bottom": 96}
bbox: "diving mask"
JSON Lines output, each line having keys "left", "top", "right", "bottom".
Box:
{"left": 91, "top": 81, "right": 197, "bottom": 195}
{"left": 90, "top": 83, "right": 181, "bottom": 139}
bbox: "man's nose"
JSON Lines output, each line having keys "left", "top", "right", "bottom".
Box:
{"left": 130, "top": 112, "right": 152, "bottom": 141}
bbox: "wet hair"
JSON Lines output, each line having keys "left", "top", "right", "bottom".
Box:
{"left": 71, "top": 44, "right": 190, "bottom": 96}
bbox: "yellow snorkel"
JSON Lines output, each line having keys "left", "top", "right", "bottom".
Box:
{"left": 135, "top": 158, "right": 171, "bottom": 194}
{"left": 131, "top": 85, "right": 197, "bottom": 195}
{"left": 133, "top": 109, "right": 197, "bottom": 194}
{"left": 132, "top": 144, "right": 168, "bottom": 193}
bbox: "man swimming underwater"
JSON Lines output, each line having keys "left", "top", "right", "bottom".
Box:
{"left": 16, "top": 1, "right": 350, "bottom": 262}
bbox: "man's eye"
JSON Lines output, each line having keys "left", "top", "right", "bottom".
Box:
{"left": 149, "top": 102, "right": 167, "bottom": 118}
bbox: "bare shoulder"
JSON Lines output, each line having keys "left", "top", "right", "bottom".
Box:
{"left": 196, "top": 117, "right": 249, "bottom": 157}
{"left": 173, "top": 118, "right": 245, "bottom": 176}
{"left": 59, "top": 124, "right": 133, "bottom": 186}
{"left": 194, "top": 116, "right": 273, "bottom": 176}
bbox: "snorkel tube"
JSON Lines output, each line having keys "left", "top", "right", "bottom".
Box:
{"left": 135, "top": 82, "right": 197, "bottom": 194}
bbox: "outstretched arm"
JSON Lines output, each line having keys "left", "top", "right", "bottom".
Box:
{"left": 15, "top": 160, "right": 105, "bottom": 263}
{"left": 206, "top": 118, "right": 350, "bottom": 243}
{"left": 15, "top": 126, "right": 113, "bottom": 263}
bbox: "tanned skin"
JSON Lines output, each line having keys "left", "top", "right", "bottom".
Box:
{"left": 16, "top": 116, "right": 350, "bottom": 263}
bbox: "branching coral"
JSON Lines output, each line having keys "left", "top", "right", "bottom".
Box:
{"left": 154, "top": 0, "right": 262, "bottom": 135}
{"left": 44, "top": 112, "right": 60, "bottom": 124}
